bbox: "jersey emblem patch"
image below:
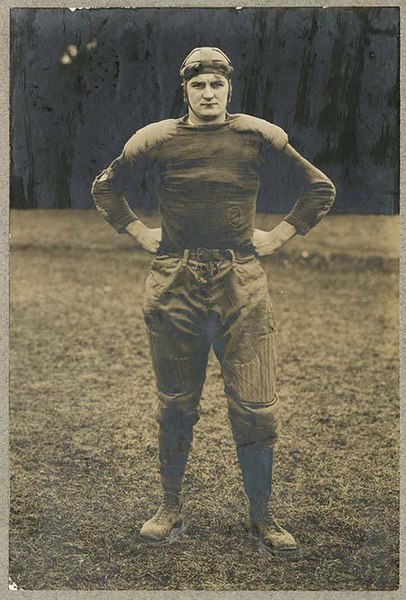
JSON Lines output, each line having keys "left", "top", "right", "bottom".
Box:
{"left": 227, "top": 206, "right": 242, "bottom": 227}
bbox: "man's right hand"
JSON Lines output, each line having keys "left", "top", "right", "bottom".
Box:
{"left": 125, "top": 220, "right": 162, "bottom": 254}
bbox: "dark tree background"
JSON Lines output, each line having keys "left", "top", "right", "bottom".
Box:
{"left": 10, "top": 7, "right": 399, "bottom": 214}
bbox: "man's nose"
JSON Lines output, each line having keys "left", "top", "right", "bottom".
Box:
{"left": 203, "top": 85, "right": 214, "bottom": 99}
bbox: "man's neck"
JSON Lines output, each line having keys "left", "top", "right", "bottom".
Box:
{"left": 187, "top": 111, "right": 227, "bottom": 126}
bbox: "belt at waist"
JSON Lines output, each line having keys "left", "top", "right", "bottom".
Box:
{"left": 158, "top": 246, "right": 255, "bottom": 262}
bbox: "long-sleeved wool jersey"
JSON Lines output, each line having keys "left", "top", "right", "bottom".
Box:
{"left": 91, "top": 113, "right": 336, "bottom": 251}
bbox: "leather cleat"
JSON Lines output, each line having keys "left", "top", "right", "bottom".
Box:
{"left": 139, "top": 502, "right": 186, "bottom": 545}
{"left": 249, "top": 516, "right": 302, "bottom": 558}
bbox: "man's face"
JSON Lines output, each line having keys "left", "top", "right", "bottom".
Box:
{"left": 186, "top": 73, "right": 229, "bottom": 124}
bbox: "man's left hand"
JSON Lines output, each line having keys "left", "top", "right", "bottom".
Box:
{"left": 253, "top": 221, "right": 297, "bottom": 257}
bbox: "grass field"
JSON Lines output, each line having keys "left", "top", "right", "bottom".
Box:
{"left": 9, "top": 211, "right": 399, "bottom": 590}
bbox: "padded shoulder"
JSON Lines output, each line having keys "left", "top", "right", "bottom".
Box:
{"left": 122, "top": 119, "right": 178, "bottom": 160}
{"left": 229, "top": 113, "right": 288, "bottom": 150}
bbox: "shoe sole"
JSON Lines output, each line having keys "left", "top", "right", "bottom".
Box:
{"left": 139, "top": 521, "right": 186, "bottom": 546}
{"left": 249, "top": 533, "right": 303, "bottom": 559}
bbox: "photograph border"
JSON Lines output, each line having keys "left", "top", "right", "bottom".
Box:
{"left": 1, "top": 1, "right": 404, "bottom": 598}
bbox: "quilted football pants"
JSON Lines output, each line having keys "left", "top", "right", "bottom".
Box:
{"left": 142, "top": 250, "right": 279, "bottom": 480}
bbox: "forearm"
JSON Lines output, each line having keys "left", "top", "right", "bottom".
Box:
{"left": 282, "top": 144, "right": 336, "bottom": 235}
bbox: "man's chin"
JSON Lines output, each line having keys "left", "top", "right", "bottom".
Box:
{"left": 188, "top": 105, "right": 227, "bottom": 124}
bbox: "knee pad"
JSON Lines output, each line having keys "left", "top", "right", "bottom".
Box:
{"left": 154, "top": 385, "right": 203, "bottom": 428}
{"left": 226, "top": 389, "right": 279, "bottom": 448}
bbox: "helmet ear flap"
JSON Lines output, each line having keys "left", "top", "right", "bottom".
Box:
{"left": 228, "top": 80, "right": 233, "bottom": 104}
{"left": 181, "top": 80, "right": 188, "bottom": 104}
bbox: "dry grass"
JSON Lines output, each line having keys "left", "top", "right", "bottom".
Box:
{"left": 9, "top": 211, "right": 399, "bottom": 590}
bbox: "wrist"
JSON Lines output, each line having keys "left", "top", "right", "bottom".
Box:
{"left": 271, "top": 221, "right": 297, "bottom": 244}
{"left": 267, "top": 232, "right": 285, "bottom": 250}
{"left": 126, "top": 219, "right": 144, "bottom": 239}
{"left": 280, "top": 220, "right": 298, "bottom": 239}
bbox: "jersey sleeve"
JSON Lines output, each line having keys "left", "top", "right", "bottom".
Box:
{"left": 280, "top": 144, "right": 336, "bottom": 235}
{"left": 91, "top": 119, "right": 177, "bottom": 233}
{"left": 91, "top": 151, "right": 138, "bottom": 233}
{"left": 232, "top": 114, "right": 336, "bottom": 234}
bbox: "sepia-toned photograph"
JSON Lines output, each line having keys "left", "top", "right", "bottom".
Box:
{"left": 8, "top": 4, "right": 400, "bottom": 592}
